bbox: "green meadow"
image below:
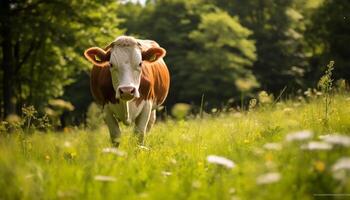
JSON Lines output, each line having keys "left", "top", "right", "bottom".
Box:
{"left": 1, "top": 93, "right": 349, "bottom": 200}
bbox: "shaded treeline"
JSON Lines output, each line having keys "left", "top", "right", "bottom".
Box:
{"left": 0, "top": 0, "right": 349, "bottom": 124}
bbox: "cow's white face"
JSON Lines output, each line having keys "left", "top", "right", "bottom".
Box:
{"left": 83, "top": 35, "right": 167, "bottom": 102}
{"left": 109, "top": 45, "right": 142, "bottom": 101}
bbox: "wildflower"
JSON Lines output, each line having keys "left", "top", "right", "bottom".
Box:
{"left": 138, "top": 145, "right": 150, "bottom": 151}
{"left": 285, "top": 130, "right": 313, "bottom": 142}
{"left": 94, "top": 175, "right": 116, "bottom": 182}
{"left": 102, "top": 147, "right": 126, "bottom": 157}
{"left": 263, "top": 143, "right": 282, "bottom": 151}
{"left": 301, "top": 141, "right": 332, "bottom": 151}
{"left": 331, "top": 157, "right": 350, "bottom": 180}
{"left": 207, "top": 155, "right": 235, "bottom": 169}
{"left": 314, "top": 161, "right": 326, "bottom": 172}
{"left": 332, "top": 157, "right": 350, "bottom": 171}
{"left": 45, "top": 155, "right": 51, "bottom": 161}
{"left": 244, "top": 139, "right": 249, "bottom": 144}
{"left": 256, "top": 172, "right": 281, "bottom": 185}
{"left": 264, "top": 152, "right": 274, "bottom": 162}
{"left": 192, "top": 180, "right": 201, "bottom": 189}
{"left": 283, "top": 107, "right": 293, "bottom": 115}
{"left": 229, "top": 188, "right": 236, "bottom": 194}
{"left": 161, "top": 171, "right": 172, "bottom": 176}
{"left": 63, "top": 141, "right": 72, "bottom": 147}
{"left": 320, "top": 134, "right": 350, "bottom": 147}
{"left": 258, "top": 91, "right": 274, "bottom": 104}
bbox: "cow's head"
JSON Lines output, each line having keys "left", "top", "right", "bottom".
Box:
{"left": 84, "top": 36, "right": 166, "bottom": 101}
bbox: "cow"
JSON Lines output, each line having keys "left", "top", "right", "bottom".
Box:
{"left": 84, "top": 36, "right": 170, "bottom": 146}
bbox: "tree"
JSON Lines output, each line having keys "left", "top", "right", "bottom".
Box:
{"left": 119, "top": 0, "right": 257, "bottom": 108}
{"left": 0, "top": 0, "right": 124, "bottom": 119}
{"left": 208, "top": 0, "right": 311, "bottom": 93}
{"left": 306, "top": 0, "right": 350, "bottom": 84}
{"left": 184, "top": 10, "right": 258, "bottom": 106}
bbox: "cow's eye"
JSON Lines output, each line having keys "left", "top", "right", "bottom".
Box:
{"left": 109, "top": 62, "right": 113, "bottom": 68}
{"left": 138, "top": 62, "right": 142, "bottom": 67}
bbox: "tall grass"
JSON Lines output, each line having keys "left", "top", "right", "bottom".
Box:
{"left": 0, "top": 93, "right": 350, "bottom": 199}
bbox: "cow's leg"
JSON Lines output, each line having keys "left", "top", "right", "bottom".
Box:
{"left": 134, "top": 101, "right": 152, "bottom": 144}
{"left": 146, "top": 110, "right": 156, "bottom": 132}
{"left": 104, "top": 108, "right": 121, "bottom": 147}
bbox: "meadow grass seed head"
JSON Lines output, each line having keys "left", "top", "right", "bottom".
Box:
{"left": 207, "top": 155, "right": 235, "bottom": 169}
{"left": 301, "top": 141, "right": 332, "bottom": 151}
{"left": 192, "top": 180, "right": 201, "bottom": 189}
{"left": 138, "top": 145, "right": 150, "bottom": 151}
{"left": 256, "top": 172, "right": 281, "bottom": 185}
{"left": 263, "top": 143, "right": 282, "bottom": 151}
{"left": 161, "top": 171, "right": 172, "bottom": 176}
{"left": 285, "top": 130, "right": 313, "bottom": 142}
{"left": 94, "top": 175, "right": 116, "bottom": 182}
{"left": 283, "top": 107, "right": 293, "bottom": 115}
{"left": 102, "top": 147, "right": 126, "bottom": 157}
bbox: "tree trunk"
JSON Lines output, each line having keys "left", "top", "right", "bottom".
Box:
{"left": 1, "top": 0, "right": 16, "bottom": 117}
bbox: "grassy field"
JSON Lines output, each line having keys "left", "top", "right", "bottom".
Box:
{"left": 1, "top": 94, "right": 350, "bottom": 200}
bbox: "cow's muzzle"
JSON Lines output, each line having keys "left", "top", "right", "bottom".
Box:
{"left": 119, "top": 86, "right": 136, "bottom": 101}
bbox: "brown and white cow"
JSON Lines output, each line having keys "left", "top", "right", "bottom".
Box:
{"left": 84, "top": 36, "right": 170, "bottom": 146}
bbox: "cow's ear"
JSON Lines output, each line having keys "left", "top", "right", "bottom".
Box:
{"left": 84, "top": 47, "right": 111, "bottom": 67}
{"left": 142, "top": 47, "right": 166, "bottom": 62}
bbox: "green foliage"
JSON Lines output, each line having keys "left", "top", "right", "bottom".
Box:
{"left": 0, "top": 105, "right": 51, "bottom": 134}
{"left": 317, "top": 61, "right": 335, "bottom": 125}
{"left": 209, "top": 0, "right": 313, "bottom": 92}
{"left": 171, "top": 103, "right": 191, "bottom": 120}
{"left": 0, "top": 0, "right": 124, "bottom": 117}
{"left": 0, "top": 94, "right": 350, "bottom": 199}
{"left": 306, "top": 0, "right": 350, "bottom": 83}
{"left": 86, "top": 103, "right": 104, "bottom": 130}
{"left": 119, "top": 0, "right": 258, "bottom": 107}
{"left": 185, "top": 10, "right": 258, "bottom": 104}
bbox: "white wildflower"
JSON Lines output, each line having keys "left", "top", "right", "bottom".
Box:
{"left": 207, "top": 155, "right": 235, "bottom": 169}
{"left": 320, "top": 134, "right": 350, "bottom": 147}
{"left": 102, "top": 147, "right": 126, "bottom": 157}
{"left": 331, "top": 157, "right": 350, "bottom": 180}
{"left": 161, "top": 171, "right": 172, "bottom": 176}
{"left": 301, "top": 141, "right": 332, "bottom": 151}
{"left": 63, "top": 141, "right": 72, "bottom": 147}
{"left": 263, "top": 143, "right": 282, "bottom": 151}
{"left": 256, "top": 172, "right": 281, "bottom": 185}
{"left": 94, "top": 175, "right": 116, "bottom": 182}
{"left": 229, "top": 188, "right": 236, "bottom": 194}
{"left": 332, "top": 157, "right": 350, "bottom": 171}
{"left": 192, "top": 180, "right": 201, "bottom": 188}
{"left": 138, "top": 145, "right": 150, "bottom": 151}
{"left": 285, "top": 130, "right": 313, "bottom": 142}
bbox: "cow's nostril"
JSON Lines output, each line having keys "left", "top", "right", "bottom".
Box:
{"left": 119, "top": 87, "right": 136, "bottom": 96}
